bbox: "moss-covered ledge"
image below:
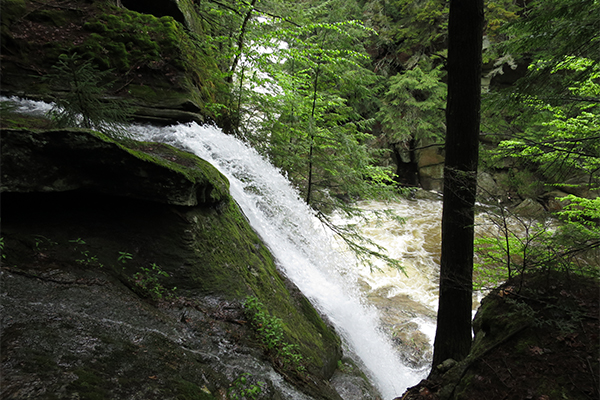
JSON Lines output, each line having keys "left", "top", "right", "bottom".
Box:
{"left": 1, "top": 127, "right": 344, "bottom": 398}
{"left": 1, "top": 0, "right": 232, "bottom": 126}
{"left": 0, "top": 128, "right": 229, "bottom": 205}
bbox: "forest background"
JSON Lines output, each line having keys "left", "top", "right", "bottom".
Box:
{"left": 3, "top": 0, "right": 598, "bottom": 308}
{"left": 175, "top": 0, "right": 600, "bottom": 286}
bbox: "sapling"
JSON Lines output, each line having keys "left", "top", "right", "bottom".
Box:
{"left": 44, "top": 53, "right": 134, "bottom": 139}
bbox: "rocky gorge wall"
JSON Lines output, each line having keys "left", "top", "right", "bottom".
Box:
{"left": 0, "top": 128, "right": 382, "bottom": 399}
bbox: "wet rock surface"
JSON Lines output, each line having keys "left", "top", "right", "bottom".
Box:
{"left": 0, "top": 127, "right": 359, "bottom": 400}
{"left": 367, "top": 290, "right": 435, "bottom": 371}
{"left": 2, "top": 262, "right": 339, "bottom": 399}
{"left": 330, "top": 358, "right": 383, "bottom": 400}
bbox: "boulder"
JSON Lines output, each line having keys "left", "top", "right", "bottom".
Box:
{"left": 0, "top": 0, "right": 229, "bottom": 126}
{"left": 541, "top": 190, "right": 572, "bottom": 212}
{"left": 477, "top": 171, "right": 503, "bottom": 200}
{"left": 397, "top": 272, "right": 600, "bottom": 400}
{"left": 557, "top": 175, "right": 600, "bottom": 199}
{"left": 330, "top": 358, "right": 382, "bottom": 400}
{"left": 418, "top": 164, "right": 444, "bottom": 192}
{"left": 415, "top": 139, "right": 444, "bottom": 191}
{"left": 512, "top": 198, "right": 546, "bottom": 218}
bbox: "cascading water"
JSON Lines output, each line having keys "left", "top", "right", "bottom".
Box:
{"left": 3, "top": 95, "right": 436, "bottom": 398}
{"left": 131, "top": 122, "right": 424, "bottom": 398}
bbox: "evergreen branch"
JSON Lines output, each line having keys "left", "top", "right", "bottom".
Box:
{"left": 316, "top": 210, "right": 405, "bottom": 273}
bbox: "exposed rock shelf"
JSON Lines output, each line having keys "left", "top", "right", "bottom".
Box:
{"left": 0, "top": 127, "right": 360, "bottom": 399}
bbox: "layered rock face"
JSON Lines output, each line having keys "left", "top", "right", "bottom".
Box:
{"left": 1, "top": 128, "right": 347, "bottom": 399}
{"left": 1, "top": 128, "right": 229, "bottom": 205}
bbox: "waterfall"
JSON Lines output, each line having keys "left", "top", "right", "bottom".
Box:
{"left": 131, "top": 122, "right": 424, "bottom": 398}
{"left": 2, "top": 95, "right": 426, "bottom": 398}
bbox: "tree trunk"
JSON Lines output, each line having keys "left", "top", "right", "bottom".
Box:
{"left": 305, "top": 66, "right": 320, "bottom": 205}
{"left": 228, "top": 0, "right": 258, "bottom": 82}
{"left": 431, "top": 0, "right": 484, "bottom": 368}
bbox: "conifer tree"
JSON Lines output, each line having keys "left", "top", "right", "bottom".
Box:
{"left": 45, "top": 53, "right": 133, "bottom": 139}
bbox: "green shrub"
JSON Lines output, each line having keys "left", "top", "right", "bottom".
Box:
{"left": 243, "top": 296, "right": 305, "bottom": 372}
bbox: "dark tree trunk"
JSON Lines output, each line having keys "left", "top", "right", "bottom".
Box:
{"left": 228, "top": 0, "right": 258, "bottom": 81}
{"left": 431, "top": 0, "right": 484, "bottom": 368}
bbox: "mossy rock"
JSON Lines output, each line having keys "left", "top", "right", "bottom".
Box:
{"left": 1, "top": 126, "right": 343, "bottom": 399}
{"left": 432, "top": 273, "right": 600, "bottom": 400}
{"left": 0, "top": 128, "right": 229, "bottom": 205}
{"left": 0, "top": 1, "right": 230, "bottom": 125}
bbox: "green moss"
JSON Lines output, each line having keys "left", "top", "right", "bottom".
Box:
{"left": 471, "top": 292, "right": 532, "bottom": 358}
{"left": 74, "top": 5, "right": 226, "bottom": 110}
{"left": 0, "top": 109, "right": 53, "bottom": 130}
{"left": 177, "top": 0, "right": 205, "bottom": 35}
{"left": 514, "top": 336, "right": 538, "bottom": 355}
{"left": 453, "top": 373, "right": 474, "bottom": 400}
{"left": 125, "top": 84, "right": 193, "bottom": 105}
{"left": 180, "top": 201, "right": 267, "bottom": 296}
{"left": 80, "top": 130, "right": 230, "bottom": 203}
{"left": 81, "top": 9, "right": 192, "bottom": 72}
{"left": 174, "top": 199, "right": 341, "bottom": 377}
{"left": 2, "top": 1, "right": 230, "bottom": 123}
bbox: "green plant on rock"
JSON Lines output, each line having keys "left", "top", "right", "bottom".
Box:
{"left": 228, "top": 373, "right": 265, "bottom": 400}
{"left": 117, "top": 251, "right": 133, "bottom": 264}
{"left": 243, "top": 296, "right": 306, "bottom": 372}
{"left": 131, "top": 263, "right": 176, "bottom": 300}
{"left": 32, "top": 235, "right": 57, "bottom": 251}
{"left": 44, "top": 53, "right": 133, "bottom": 139}
{"left": 75, "top": 250, "right": 102, "bottom": 268}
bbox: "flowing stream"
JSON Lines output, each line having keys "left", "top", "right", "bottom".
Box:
{"left": 4, "top": 96, "right": 448, "bottom": 398}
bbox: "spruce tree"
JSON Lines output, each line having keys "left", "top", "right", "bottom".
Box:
{"left": 45, "top": 53, "right": 133, "bottom": 139}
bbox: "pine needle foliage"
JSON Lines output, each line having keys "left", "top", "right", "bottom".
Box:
{"left": 45, "top": 53, "right": 134, "bottom": 139}
{"left": 377, "top": 60, "right": 446, "bottom": 146}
